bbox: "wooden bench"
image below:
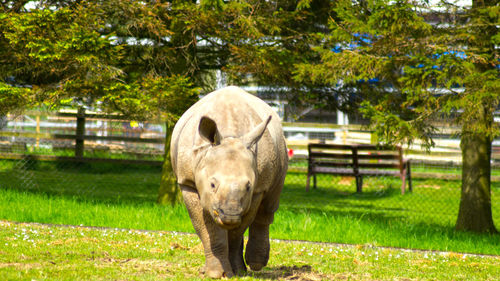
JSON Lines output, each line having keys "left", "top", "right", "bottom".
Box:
{"left": 306, "top": 143, "right": 412, "bottom": 194}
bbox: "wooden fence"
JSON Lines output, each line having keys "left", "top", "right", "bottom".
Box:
{"left": 2, "top": 110, "right": 500, "bottom": 171}
{"left": 1, "top": 109, "right": 165, "bottom": 160}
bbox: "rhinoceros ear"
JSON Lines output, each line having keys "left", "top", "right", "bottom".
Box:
{"left": 243, "top": 115, "right": 272, "bottom": 149}
{"left": 199, "top": 116, "right": 221, "bottom": 145}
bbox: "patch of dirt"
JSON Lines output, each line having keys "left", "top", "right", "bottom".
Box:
{"left": 122, "top": 258, "right": 201, "bottom": 279}
{"left": 418, "top": 184, "right": 441, "bottom": 189}
{"left": 169, "top": 242, "right": 189, "bottom": 250}
{"left": 252, "top": 265, "right": 328, "bottom": 280}
{"left": 121, "top": 258, "right": 172, "bottom": 270}
{"left": 338, "top": 177, "right": 354, "bottom": 186}
{"left": 0, "top": 262, "right": 43, "bottom": 270}
{"left": 251, "top": 265, "right": 375, "bottom": 280}
{"left": 189, "top": 242, "right": 204, "bottom": 254}
{"left": 93, "top": 257, "right": 176, "bottom": 274}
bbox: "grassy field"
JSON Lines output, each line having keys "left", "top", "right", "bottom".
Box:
{"left": 0, "top": 159, "right": 499, "bottom": 256}
{"left": 1, "top": 221, "right": 499, "bottom": 280}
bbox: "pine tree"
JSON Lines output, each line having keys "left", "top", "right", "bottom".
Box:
{"left": 0, "top": 1, "right": 202, "bottom": 204}
{"left": 1, "top": 0, "right": 306, "bottom": 205}
{"left": 292, "top": 0, "right": 499, "bottom": 233}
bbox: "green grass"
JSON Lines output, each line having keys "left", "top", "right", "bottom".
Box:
{"left": 278, "top": 173, "right": 500, "bottom": 253}
{"left": 0, "top": 188, "right": 191, "bottom": 232}
{"left": 1, "top": 221, "right": 499, "bottom": 280}
{"left": 0, "top": 159, "right": 499, "bottom": 256}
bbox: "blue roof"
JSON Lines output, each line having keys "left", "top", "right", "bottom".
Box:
{"left": 329, "top": 35, "right": 498, "bottom": 84}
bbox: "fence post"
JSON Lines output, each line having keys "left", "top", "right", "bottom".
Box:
{"left": 36, "top": 115, "right": 40, "bottom": 148}
{"left": 352, "top": 146, "right": 362, "bottom": 193}
{"left": 75, "top": 107, "right": 85, "bottom": 158}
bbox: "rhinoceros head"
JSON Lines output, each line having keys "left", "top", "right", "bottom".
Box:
{"left": 194, "top": 115, "right": 272, "bottom": 230}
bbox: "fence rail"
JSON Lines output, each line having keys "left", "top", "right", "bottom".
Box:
{"left": 2, "top": 110, "right": 500, "bottom": 165}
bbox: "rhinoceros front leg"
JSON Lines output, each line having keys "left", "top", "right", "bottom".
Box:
{"left": 227, "top": 192, "right": 263, "bottom": 276}
{"left": 228, "top": 233, "right": 245, "bottom": 275}
{"left": 180, "top": 184, "right": 233, "bottom": 278}
{"left": 245, "top": 188, "right": 281, "bottom": 271}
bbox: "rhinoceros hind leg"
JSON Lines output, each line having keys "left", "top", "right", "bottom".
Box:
{"left": 245, "top": 221, "right": 270, "bottom": 271}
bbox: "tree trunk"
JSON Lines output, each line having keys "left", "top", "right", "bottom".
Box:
{"left": 456, "top": 132, "right": 497, "bottom": 233}
{"left": 157, "top": 122, "right": 181, "bottom": 205}
{"left": 75, "top": 107, "right": 85, "bottom": 158}
{"left": 455, "top": 0, "right": 498, "bottom": 233}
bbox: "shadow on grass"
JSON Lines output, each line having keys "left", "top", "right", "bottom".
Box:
{"left": 0, "top": 160, "right": 429, "bottom": 218}
{"left": 281, "top": 180, "right": 407, "bottom": 214}
{"left": 0, "top": 159, "right": 162, "bottom": 205}
{"left": 248, "top": 265, "right": 323, "bottom": 280}
{"left": 276, "top": 176, "right": 481, "bottom": 248}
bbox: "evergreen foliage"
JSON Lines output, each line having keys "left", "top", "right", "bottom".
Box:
{"left": 291, "top": 0, "right": 499, "bottom": 233}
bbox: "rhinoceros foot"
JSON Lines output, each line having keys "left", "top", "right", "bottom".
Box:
{"left": 201, "top": 257, "right": 234, "bottom": 278}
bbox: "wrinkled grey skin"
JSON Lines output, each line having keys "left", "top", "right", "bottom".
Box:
{"left": 171, "top": 86, "right": 288, "bottom": 278}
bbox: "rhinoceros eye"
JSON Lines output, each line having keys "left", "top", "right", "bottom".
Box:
{"left": 246, "top": 181, "right": 251, "bottom": 192}
{"left": 210, "top": 178, "right": 218, "bottom": 190}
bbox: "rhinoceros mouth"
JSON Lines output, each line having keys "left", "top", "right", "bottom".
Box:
{"left": 213, "top": 209, "right": 241, "bottom": 229}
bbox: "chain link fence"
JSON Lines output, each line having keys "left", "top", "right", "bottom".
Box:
{"left": 0, "top": 110, "right": 499, "bottom": 232}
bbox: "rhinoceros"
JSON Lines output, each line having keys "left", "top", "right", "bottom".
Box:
{"left": 170, "top": 86, "right": 288, "bottom": 278}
